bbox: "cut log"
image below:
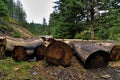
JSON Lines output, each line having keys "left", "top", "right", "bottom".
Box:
{"left": 5, "top": 36, "right": 45, "bottom": 59}
{"left": 6, "top": 36, "right": 44, "bottom": 51}
{"left": 12, "top": 46, "right": 27, "bottom": 61}
{"left": 73, "top": 43, "right": 110, "bottom": 69}
{"left": 109, "top": 45, "right": 120, "bottom": 61}
{"left": 0, "top": 37, "right": 6, "bottom": 59}
{"left": 34, "top": 44, "right": 46, "bottom": 60}
{"left": 45, "top": 39, "right": 73, "bottom": 66}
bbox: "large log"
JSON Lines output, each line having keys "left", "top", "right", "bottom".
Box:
{"left": 73, "top": 43, "right": 110, "bottom": 69}
{"left": 45, "top": 38, "right": 73, "bottom": 66}
{"left": 96, "top": 43, "right": 120, "bottom": 61}
{"left": 6, "top": 36, "right": 44, "bottom": 51}
{"left": 69, "top": 40, "right": 120, "bottom": 61}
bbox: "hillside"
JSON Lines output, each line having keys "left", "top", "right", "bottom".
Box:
{"left": 0, "top": 19, "right": 33, "bottom": 38}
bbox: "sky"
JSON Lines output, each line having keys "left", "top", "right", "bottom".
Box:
{"left": 20, "top": 0, "right": 57, "bottom": 24}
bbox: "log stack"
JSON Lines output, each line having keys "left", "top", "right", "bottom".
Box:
{"left": 9, "top": 37, "right": 45, "bottom": 61}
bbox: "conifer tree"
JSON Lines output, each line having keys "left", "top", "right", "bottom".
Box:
{"left": 0, "top": 0, "right": 9, "bottom": 20}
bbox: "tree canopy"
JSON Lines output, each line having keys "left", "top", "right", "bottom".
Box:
{"left": 0, "top": 0, "right": 9, "bottom": 20}
{"left": 0, "top": 0, "right": 120, "bottom": 40}
{"left": 48, "top": 0, "right": 120, "bottom": 40}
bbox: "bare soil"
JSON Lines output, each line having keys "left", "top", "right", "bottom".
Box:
{"left": 0, "top": 53, "right": 120, "bottom": 80}
{"left": 28, "top": 56, "right": 120, "bottom": 80}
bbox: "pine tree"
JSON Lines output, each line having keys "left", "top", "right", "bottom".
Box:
{"left": 0, "top": 0, "right": 9, "bottom": 20}
{"left": 49, "top": 0, "right": 84, "bottom": 38}
{"left": 42, "top": 17, "right": 47, "bottom": 26}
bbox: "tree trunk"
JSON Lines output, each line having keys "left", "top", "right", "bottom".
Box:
{"left": 91, "top": 26, "right": 95, "bottom": 40}
{"left": 73, "top": 43, "right": 109, "bottom": 69}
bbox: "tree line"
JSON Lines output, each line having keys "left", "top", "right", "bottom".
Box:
{"left": 0, "top": 0, "right": 26, "bottom": 25}
{"left": 0, "top": 0, "right": 120, "bottom": 40}
{"left": 0, "top": 0, "right": 49, "bottom": 36}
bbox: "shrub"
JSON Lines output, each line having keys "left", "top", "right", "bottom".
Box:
{"left": 13, "top": 31, "right": 21, "bottom": 38}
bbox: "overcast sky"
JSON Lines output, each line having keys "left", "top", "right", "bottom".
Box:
{"left": 20, "top": 0, "right": 57, "bottom": 24}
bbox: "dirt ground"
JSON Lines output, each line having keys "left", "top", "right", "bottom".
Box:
{"left": 0, "top": 56, "right": 120, "bottom": 80}
{"left": 28, "top": 55, "right": 120, "bottom": 80}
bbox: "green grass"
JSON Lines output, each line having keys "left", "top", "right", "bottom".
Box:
{"left": 0, "top": 57, "right": 35, "bottom": 79}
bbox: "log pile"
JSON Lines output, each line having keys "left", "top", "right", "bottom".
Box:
{"left": 0, "top": 35, "right": 120, "bottom": 69}
{"left": 6, "top": 36, "right": 44, "bottom": 51}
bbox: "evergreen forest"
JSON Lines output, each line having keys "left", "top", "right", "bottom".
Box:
{"left": 0, "top": 0, "right": 120, "bottom": 40}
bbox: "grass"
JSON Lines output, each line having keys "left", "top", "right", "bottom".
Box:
{"left": 0, "top": 57, "right": 35, "bottom": 79}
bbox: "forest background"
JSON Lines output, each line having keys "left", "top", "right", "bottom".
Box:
{"left": 0, "top": 0, "right": 120, "bottom": 40}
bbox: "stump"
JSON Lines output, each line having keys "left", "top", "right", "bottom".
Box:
{"left": 73, "top": 43, "right": 110, "bottom": 69}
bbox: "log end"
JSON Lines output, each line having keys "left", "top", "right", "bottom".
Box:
{"left": 85, "top": 50, "right": 109, "bottom": 69}
{"left": 0, "top": 37, "right": 6, "bottom": 59}
{"left": 110, "top": 45, "right": 120, "bottom": 61}
{"left": 12, "top": 46, "right": 27, "bottom": 62}
{"left": 34, "top": 44, "right": 46, "bottom": 61}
